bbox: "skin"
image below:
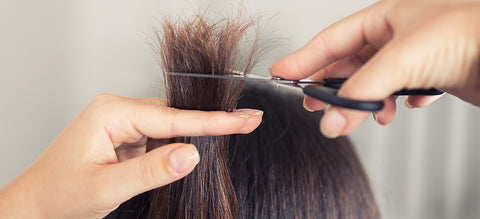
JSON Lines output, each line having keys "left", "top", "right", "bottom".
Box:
{"left": 270, "top": 0, "right": 480, "bottom": 138}
{"left": 0, "top": 94, "right": 263, "bottom": 218}
{"left": 1, "top": 0, "right": 479, "bottom": 216}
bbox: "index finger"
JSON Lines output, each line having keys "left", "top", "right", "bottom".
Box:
{"left": 131, "top": 106, "right": 263, "bottom": 138}
{"left": 270, "top": 2, "right": 391, "bottom": 80}
{"left": 92, "top": 95, "right": 263, "bottom": 147}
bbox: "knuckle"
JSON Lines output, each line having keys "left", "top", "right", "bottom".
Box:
{"left": 163, "top": 107, "right": 182, "bottom": 136}
{"left": 203, "top": 112, "right": 217, "bottom": 135}
{"left": 92, "top": 93, "right": 120, "bottom": 103}
{"left": 89, "top": 93, "right": 123, "bottom": 113}
{"left": 317, "top": 34, "right": 336, "bottom": 64}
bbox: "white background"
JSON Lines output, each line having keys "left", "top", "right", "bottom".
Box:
{"left": 1, "top": 0, "right": 479, "bottom": 218}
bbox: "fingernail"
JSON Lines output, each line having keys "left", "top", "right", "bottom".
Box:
{"left": 169, "top": 144, "right": 200, "bottom": 173}
{"left": 405, "top": 100, "right": 415, "bottom": 109}
{"left": 321, "top": 109, "right": 347, "bottom": 138}
{"left": 233, "top": 109, "right": 264, "bottom": 118}
{"left": 303, "top": 98, "right": 315, "bottom": 112}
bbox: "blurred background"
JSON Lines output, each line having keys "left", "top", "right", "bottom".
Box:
{"left": 1, "top": 0, "right": 479, "bottom": 218}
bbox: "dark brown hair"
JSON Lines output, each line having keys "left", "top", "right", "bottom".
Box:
{"left": 148, "top": 12, "right": 271, "bottom": 219}
{"left": 105, "top": 10, "right": 379, "bottom": 219}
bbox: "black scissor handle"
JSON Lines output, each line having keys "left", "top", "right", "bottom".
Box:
{"left": 392, "top": 88, "right": 444, "bottom": 95}
{"left": 303, "top": 85, "right": 384, "bottom": 111}
{"left": 303, "top": 79, "right": 444, "bottom": 111}
{"left": 324, "top": 78, "right": 444, "bottom": 96}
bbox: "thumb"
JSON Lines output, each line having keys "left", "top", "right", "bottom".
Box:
{"left": 340, "top": 40, "right": 411, "bottom": 101}
{"left": 321, "top": 40, "right": 412, "bottom": 137}
{"left": 100, "top": 143, "right": 200, "bottom": 205}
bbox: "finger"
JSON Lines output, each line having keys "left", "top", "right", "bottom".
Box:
{"left": 305, "top": 45, "right": 379, "bottom": 113}
{"left": 129, "top": 105, "right": 263, "bottom": 138}
{"left": 100, "top": 143, "right": 199, "bottom": 206}
{"left": 373, "top": 96, "right": 397, "bottom": 125}
{"left": 97, "top": 95, "right": 263, "bottom": 147}
{"left": 444, "top": 88, "right": 480, "bottom": 107}
{"left": 321, "top": 96, "right": 396, "bottom": 138}
{"left": 270, "top": 2, "right": 391, "bottom": 80}
{"left": 303, "top": 96, "right": 328, "bottom": 112}
{"left": 337, "top": 44, "right": 411, "bottom": 102}
{"left": 322, "top": 88, "right": 400, "bottom": 137}
{"left": 405, "top": 94, "right": 444, "bottom": 108}
{"left": 337, "top": 13, "right": 462, "bottom": 103}
{"left": 310, "top": 57, "right": 362, "bottom": 81}
{"left": 320, "top": 106, "right": 370, "bottom": 138}
{"left": 310, "top": 45, "right": 377, "bottom": 81}
{"left": 329, "top": 28, "right": 443, "bottom": 135}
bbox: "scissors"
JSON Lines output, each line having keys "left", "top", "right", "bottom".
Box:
{"left": 167, "top": 72, "right": 443, "bottom": 112}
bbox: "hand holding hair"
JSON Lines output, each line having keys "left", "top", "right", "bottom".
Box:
{"left": 270, "top": 0, "right": 480, "bottom": 138}
{"left": 0, "top": 94, "right": 262, "bottom": 218}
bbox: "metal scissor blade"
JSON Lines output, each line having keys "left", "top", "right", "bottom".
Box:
{"left": 166, "top": 72, "right": 301, "bottom": 85}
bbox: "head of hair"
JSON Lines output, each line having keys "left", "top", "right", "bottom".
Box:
{"left": 105, "top": 9, "right": 380, "bottom": 219}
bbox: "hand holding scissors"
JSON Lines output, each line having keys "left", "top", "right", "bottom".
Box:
{"left": 270, "top": 0, "right": 480, "bottom": 138}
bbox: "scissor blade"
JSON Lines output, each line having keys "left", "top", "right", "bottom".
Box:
{"left": 166, "top": 72, "right": 296, "bottom": 85}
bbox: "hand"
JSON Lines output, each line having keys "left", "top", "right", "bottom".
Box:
{"left": 0, "top": 94, "right": 262, "bottom": 218}
{"left": 270, "top": 0, "right": 480, "bottom": 138}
